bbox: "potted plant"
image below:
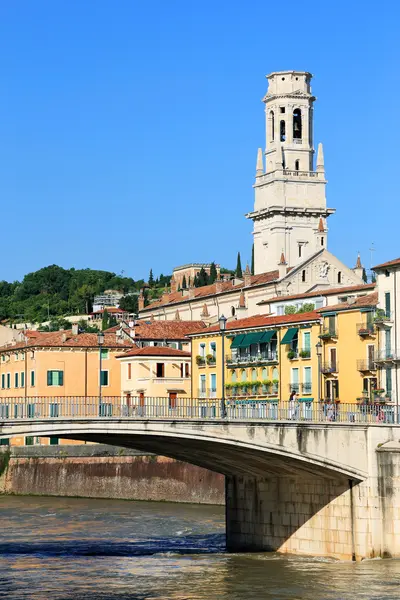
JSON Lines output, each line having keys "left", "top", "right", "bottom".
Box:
{"left": 299, "top": 349, "right": 310, "bottom": 358}
{"left": 196, "top": 355, "right": 205, "bottom": 365}
{"left": 287, "top": 350, "right": 296, "bottom": 360}
{"left": 261, "top": 379, "right": 271, "bottom": 394}
{"left": 206, "top": 353, "right": 216, "bottom": 364}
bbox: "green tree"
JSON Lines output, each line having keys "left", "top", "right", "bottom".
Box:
{"left": 149, "top": 269, "right": 154, "bottom": 287}
{"left": 194, "top": 268, "right": 209, "bottom": 287}
{"left": 284, "top": 305, "right": 296, "bottom": 315}
{"left": 297, "top": 303, "right": 315, "bottom": 314}
{"left": 235, "top": 252, "right": 243, "bottom": 278}
{"left": 119, "top": 294, "right": 138, "bottom": 314}
{"left": 251, "top": 244, "right": 255, "bottom": 275}
{"left": 181, "top": 275, "right": 187, "bottom": 289}
{"left": 209, "top": 262, "right": 218, "bottom": 284}
{"left": 362, "top": 268, "right": 368, "bottom": 283}
{"left": 108, "top": 315, "right": 118, "bottom": 328}
{"left": 372, "top": 272, "right": 376, "bottom": 283}
{"left": 102, "top": 309, "right": 109, "bottom": 331}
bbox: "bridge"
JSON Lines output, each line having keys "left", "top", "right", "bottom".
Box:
{"left": 1, "top": 395, "right": 400, "bottom": 561}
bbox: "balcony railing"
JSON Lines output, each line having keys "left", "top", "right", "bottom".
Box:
{"left": 356, "top": 360, "right": 376, "bottom": 372}
{"left": 319, "top": 328, "right": 337, "bottom": 339}
{"left": 198, "top": 388, "right": 217, "bottom": 398}
{"left": 226, "top": 352, "right": 278, "bottom": 366}
{"left": 196, "top": 357, "right": 206, "bottom": 367}
{"left": 287, "top": 350, "right": 299, "bottom": 360}
{"left": 289, "top": 383, "right": 300, "bottom": 393}
{"left": 375, "top": 350, "right": 400, "bottom": 362}
{"left": 321, "top": 361, "right": 339, "bottom": 374}
{"left": 299, "top": 348, "right": 311, "bottom": 359}
{"left": 301, "top": 383, "right": 312, "bottom": 394}
{"left": 356, "top": 323, "right": 376, "bottom": 336}
{"left": 374, "top": 310, "right": 392, "bottom": 325}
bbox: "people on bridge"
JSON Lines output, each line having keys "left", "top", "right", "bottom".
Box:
{"left": 288, "top": 391, "right": 299, "bottom": 420}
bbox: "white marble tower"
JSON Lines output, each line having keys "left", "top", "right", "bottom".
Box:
{"left": 247, "top": 71, "right": 335, "bottom": 275}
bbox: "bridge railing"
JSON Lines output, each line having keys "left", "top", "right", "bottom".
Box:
{"left": 0, "top": 396, "right": 398, "bottom": 424}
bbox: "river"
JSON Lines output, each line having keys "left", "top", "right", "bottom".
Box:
{"left": 1, "top": 496, "right": 400, "bottom": 599}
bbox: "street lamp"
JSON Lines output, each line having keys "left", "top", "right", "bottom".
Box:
{"left": 219, "top": 314, "right": 227, "bottom": 418}
{"left": 98, "top": 331, "right": 105, "bottom": 405}
{"left": 315, "top": 341, "right": 322, "bottom": 407}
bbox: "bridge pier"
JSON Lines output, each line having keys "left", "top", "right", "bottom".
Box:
{"left": 226, "top": 442, "right": 400, "bottom": 560}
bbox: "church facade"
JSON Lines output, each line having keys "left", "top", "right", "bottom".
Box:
{"left": 139, "top": 70, "right": 364, "bottom": 323}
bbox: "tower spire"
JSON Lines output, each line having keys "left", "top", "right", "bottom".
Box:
{"left": 316, "top": 143, "right": 325, "bottom": 172}
{"left": 256, "top": 148, "right": 263, "bottom": 177}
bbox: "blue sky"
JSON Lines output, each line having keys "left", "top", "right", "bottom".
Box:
{"left": 0, "top": 0, "right": 398, "bottom": 282}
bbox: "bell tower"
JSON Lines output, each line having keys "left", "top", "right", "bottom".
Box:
{"left": 246, "top": 71, "right": 335, "bottom": 275}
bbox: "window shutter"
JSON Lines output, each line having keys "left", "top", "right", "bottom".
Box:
{"left": 47, "top": 371, "right": 52, "bottom": 386}
{"left": 59, "top": 371, "right": 64, "bottom": 386}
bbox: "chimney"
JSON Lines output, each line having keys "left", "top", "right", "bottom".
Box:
{"left": 278, "top": 252, "right": 287, "bottom": 279}
{"left": 161, "top": 291, "right": 170, "bottom": 304}
{"left": 72, "top": 323, "right": 79, "bottom": 336}
{"left": 170, "top": 276, "right": 177, "bottom": 293}
{"left": 238, "top": 290, "right": 246, "bottom": 309}
{"left": 138, "top": 289, "right": 145, "bottom": 311}
{"left": 215, "top": 280, "right": 223, "bottom": 293}
{"left": 244, "top": 264, "right": 252, "bottom": 287}
{"left": 61, "top": 333, "right": 67, "bottom": 343}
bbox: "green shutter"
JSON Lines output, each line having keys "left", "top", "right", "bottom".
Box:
{"left": 100, "top": 371, "right": 108, "bottom": 386}
{"left": 230, "top": 335, "right": 245, "bottom": 349}
{"left": 31, "top": 371, "right": 35, "bottom": 387}
{"left": 21, "top": 372, "right": 25, "bottom": 387}
{"left": 47, "top": 371, "right": 52, "bottom": 386}
{"left": 58, "top": 371, "right": 64, "bottom": 386}
{"left": 385, "top": 292, "right": 391, "bottom": 317}
{"left": 15, "top": 373, "right": 18, "bottom": 388}
{"left": 280, "top": 328, "right": 299, "bottom": 344}
{"left": 1, "top": 374, "right": 4, "bottom": 389}
{"left": 260, "top": 330, "right": 277, "bottom": 343}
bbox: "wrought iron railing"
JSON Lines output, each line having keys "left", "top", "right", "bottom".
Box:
{"left": 356, "top": 360, "right": 376, "bottom": 372}
{"left": 0, "top": 396, "right": 397, "bottom": 424}
{"left": 321, "top": 362, "right": 339, "bottom": 374}
{"left": 226, "top": 352, "right": 278, "bottom": 366}
{"left": 319, "top": 328, "right": 338, "bottom": 339}
{"left": 356, "top": 323, "right": 376, "bottom": 336}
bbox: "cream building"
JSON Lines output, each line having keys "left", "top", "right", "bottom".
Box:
{"left": 139, "top": 69, "right": 364, "bottom": 324}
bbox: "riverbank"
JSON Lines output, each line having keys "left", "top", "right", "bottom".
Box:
{"left": 0, "top": 445, "right": 225, "bottom": 505}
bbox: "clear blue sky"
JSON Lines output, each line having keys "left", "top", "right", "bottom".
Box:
{"left": 0, "top": 1, "right": 398, "bottom": 282}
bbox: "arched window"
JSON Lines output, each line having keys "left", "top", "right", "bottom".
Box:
{"left": 293, "top": 108, "right": 302, "bottom": 139}
{"left": 231, "top": 370, "right": 237, "bottom": 383}
{"left": 231, "top": 306, "right": 235, "bottom": 317}
{"left": 295, "top": 159, "right": 300, "bottom": 171}
{"left": 337, "top": 272, "right": 342, "bottom": 284}
{"left": 270, "top": 110, "right": 275, "bottom": 141}
{"left": 280, "top": 120, "right": 286, "bottom": 142}
{"left": 241, "top": 369, "right": 246, "bottom": 382}
{"left": 262, "top": 368, "right": 267, "bottom": 380}
{"left": 302, "top": 270, "right": 306, "bottom": 282}
{"left": 321, "top": 237, "right": 324, "bottom": 247}
{"left": 252, "top": 368, "right": 257, "bottom": 381}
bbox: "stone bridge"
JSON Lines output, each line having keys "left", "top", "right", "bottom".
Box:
{"left": 1, "top": 417, "right": 400, "bottom": 561}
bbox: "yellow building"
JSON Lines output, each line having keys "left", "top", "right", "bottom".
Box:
{"left": 318, "top": 292, "right": 381, "bottom": 404}
{"left": 117, "top": 346, "right": 191, "bottom": 411}
{"left": 0, "top": 326, "right": 133, "bottom": 446}
{"left": 190, "top": 312, "right": 322, "bottom": 416}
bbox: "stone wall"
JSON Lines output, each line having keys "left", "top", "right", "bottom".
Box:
{"left": 0, "top": 445, "right": 225, "bottom": 505}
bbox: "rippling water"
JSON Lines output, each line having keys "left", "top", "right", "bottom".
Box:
{"left": 1, "top": 496, "right": 400, "bottom": 599}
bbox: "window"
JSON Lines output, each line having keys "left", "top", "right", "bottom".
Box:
{"left": 303, "top": 366, "right": 312, "bottom": 393}
{"left": 185, "top": 363, "right": 190, "bottom": 378}
{"left": 315, "top": 298, "right": 323, "bottom": 309}
{"left": 231, "top": 306, "right": 235, "bottom": 317}
{"left": 280, "top": 107, "right": 285, "bottom": 113}
{"left": 295, "top": 159, "right": 300, "bottom": 171}
{"left": 385, "top": 329, "right": 391, "bottom": 357}
{"left": 386, "top": 368, "right": 392, "bottom": 395}
{"left": 50, "top": 404, "right": 60, "bottom": 418}
{"left": 100, "top": 370, "right": 109, "bottom": 386}
{"left": 321, "top": 237, "right": 324, "bottom": 246}
{"left": 251, "top": 368, "right": 257, "bottom": 381}
{"left": 127, "top": 363, "right": 132, "bottom": 380}
{"left": 14, "top": 353, "right": 18, "bottom": 362}
{"left": 25, "top": 436, "right": 34, "bottom": 446}
{"left": 210, "top": 373, "right": 217, "bottom": 393}
{"left": 200, "top": 374, "right": 206, "bottom": 394}
{"left": 241, "top": 369, "right": 246, "bottom": 382}
{"left": 6, "top": 373, "right": 10, "bottom": 389}
{"left": 293, "top": 108, "right": 302, "bottom": 139}
{"left": 277, "top": 305, "right": 284, "bottom": 316}
{"left": 1, "top": 355, "right": 4, "bottom": 362}
{"left": 15, "top": 372, "right": 19, "bottom": 388}
{"left": 47, "top": 370, "right": 64, "bottom": 386}
{"left": 30, "top": 370, "right": 35, "bottom": 387}
{"left": 302, "top": 270, "right": 306, "bottom": 282}
{"left": 291, "top": 368, "right": 299, "bottom": 393}
{"left": 156, "top": 363, "right": 164, "bottom": 378}
{"left": 385, "top": 270, "right": 390, "bottom": 278}
{"left": 21, "top": 372, "right": 25, "bottom": 388}
{"left": 1, "top": 374, "right": 4, "bottom": 389}
{"left": 337, "top": 272, "right": 342, "bottom": 284}
{"left": 280, "top": 120, "right": 286, "bottom": 142}
{"left": 303, "top": 332, "right": 311, "bottom": 356}
{"left": 298, "top": 244, "right": 302, "bottom": 258}
{"left": 49, "top": 437, "right": 59, "bottom": 445}
{"left": 101, "top": 348, "right": 109, "bottom": 359}
{"left": 270, "top": 110, "right": 275, "bottom": 141}
{"left": 199, "top": 343, "right": 206, "bottom": 358}
{"left": 262, "top": 368, "right": 267, "bottom": 379}
{"left": 385, "top": 292, "right": 391, "bottom": 317}
{"left": 210, "top": 341, "right": 216, "bottom": 358}
{"left": 329, "top": 348, "right": 337, "bottom": 371}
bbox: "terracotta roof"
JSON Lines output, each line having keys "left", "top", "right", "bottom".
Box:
{"left": 355, "top": 254, "right": 362, "bottom": 269}
{"left": 141, "top": 270, "right": 280, "bottom": 312}
{"left": 116, "top": 346, "right": 191, "bottom": 359}
{"left": 105, "top": 319, "right": 206, "bottom": 340}
{"left": 189, "top": 311, "right": 321, "bottom": 336}
{"left": 318, "top": 217, "right": 325, "bottom": 233}
{"left": 0, "top": 331, "right": 133, "bottom": 352}
{"left": 258, "top": 283, "right": 376, "bottom": 305}
{"left": 317, "top": 292, "right": 378, "bottom": 313}
{"left": 373, "top": 258, "right": 400, "bottom": 270}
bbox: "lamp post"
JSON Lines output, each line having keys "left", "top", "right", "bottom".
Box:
{"left": 219, "top": 314, "right": 227, "bottom": 418}
{"left": 316, "top": 341, "right": 322, "bottom": 416}
{"left": 98, "top": 331, "right": 105, "bottom": 408}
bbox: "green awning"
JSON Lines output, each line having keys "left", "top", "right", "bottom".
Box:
{"left": 260, "top": 330, "right": 277, "bottom": 343}
{"left": 238, "top": 331, "right": 265, "bottom": 347}
{"left": 280, "top": 328, "right": 299, "bottom": 344}
{"left": 230, "top": 334, "right": 245, "bottom": 349}
{"left": 360, "top": 307, "right": 374, "bottom": 313}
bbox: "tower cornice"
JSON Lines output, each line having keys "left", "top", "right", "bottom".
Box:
{"left": 263, "top": 91, "right": 316, "bottom": 103}
{"left": 246, "top": 206, "right": 336, "bottom": 222}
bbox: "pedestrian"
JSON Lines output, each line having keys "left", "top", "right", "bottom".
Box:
{"left": 288, "top": 390, "right": 299, "bottom": 420}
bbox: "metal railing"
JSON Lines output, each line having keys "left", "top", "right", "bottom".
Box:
{"left": 226, "top": 352, "right": 278, "bottom": 366}
{"left": 357, "top": 360, "right": 376, "bottom": 372}
{"left": 375, "top": 350, "right": 400, "bottom": 362}
{"left": 321, "top": 362, "right": 339, "bottom": 374}
{"left": 319, "top": 328, "right": 338, "bottom": 339}
{"left": 374, "top": 311, "right": 392, "bottom": 324}
{"left": 0, "top": 396, "right": 398, "bottom": 424}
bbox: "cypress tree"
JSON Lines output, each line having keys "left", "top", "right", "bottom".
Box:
{"left": 362, "top": 268, "right": 368, "bottom": 283}
{"left": 101, "top": 309, "right": 109, "bottom": 331}
{"left": 235, "top": 252, "right": 243, "bottom": 278}
{"left": 182, "top": 275, "right": 187, "bottom": 289}
{"left": 209, "top": 262, "right": 218, "bottom": 284}
{"left": 148, "top": 269, "right": 154, "bottom": 287}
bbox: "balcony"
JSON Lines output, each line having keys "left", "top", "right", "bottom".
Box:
{"left": 206, "top": 355, "right": 216, "bottom": 366}
{"left": 321, "top": 361, "right": 339, "bottom": 374}
{"left": 288, "top": 383, "right": 300, "bottom": 393}
{"left": 198, "top": 388, "right": 217, "bottom": 398}
{"left": 374, "top": 310, "right": 392, "bottom": 325}
{"left": 357, "top": 360, "right": 376, "bottom": 372}
{"left": 299, "top": 348, "right": 311, "bottom": 359}
{"left": 301, "top": 383, "right": 312, "bottom": 394}
{"left": 356, "top": 323, "right": 376, "bottom": 336}
{"left": 319, "top": 328, "right": 337, "bottom": 340}
{"left": 374, "top": 350, "right": 400, "bottom": 363}
{"left": 196, "top": 356, "right": 206, "bottom": 367}
{"left": 287, "top": 350, "right": 298, "bottom": 360}
{"left": 226, "top": 352, "right": 278, "bottom": 367}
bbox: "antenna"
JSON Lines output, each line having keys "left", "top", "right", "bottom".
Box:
{"left": 369, "top": 242, "right": 376, "bottom": 270}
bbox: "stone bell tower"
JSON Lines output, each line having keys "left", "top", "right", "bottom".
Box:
{"left": 247, "top": 71, "right": 335, "bottom": 275}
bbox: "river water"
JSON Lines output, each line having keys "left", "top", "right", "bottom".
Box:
{"left": 1, "top": 496, "right": 400, "bottom": 599}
